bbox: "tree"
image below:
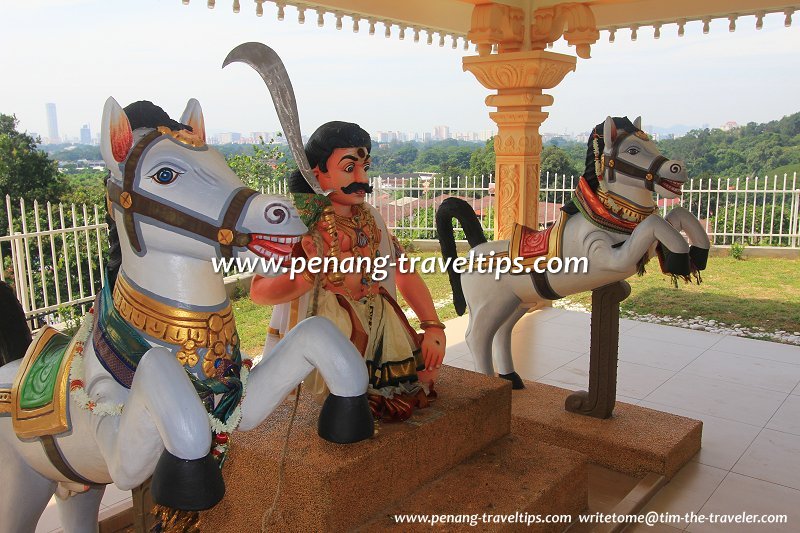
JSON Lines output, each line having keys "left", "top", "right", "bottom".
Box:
{"left": 60, "top": 169, "right": 107, "bottom": 206}
{"left": 540, "top": 145, "right": 579, "bottom": 179}
{"left": 468, "top": 137, "right": 495, "bottom": 181}
{"left": 226, "top": 134, "right": 293, "bottom": 191}
{"left": 539, "top": 145, "right": 579, "bottom": 201}
{"left": 0, "top": 114, "right": 67, "bottom": 204}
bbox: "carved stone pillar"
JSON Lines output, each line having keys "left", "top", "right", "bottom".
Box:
{"left": 464, "top": 52, "right": 575, "bottom": 238}
{"left": 462, "top": 2, "right": 598, "bottom": 239}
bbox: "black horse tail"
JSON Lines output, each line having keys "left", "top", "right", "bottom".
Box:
{"left": 104, "top": 171, "right": 122, "bottom": 291}
{"left": 0, "top": 280, "right": 31, "bottom": 366}
{"left": 435, "top": 198, "right": 487, "bottom": 316}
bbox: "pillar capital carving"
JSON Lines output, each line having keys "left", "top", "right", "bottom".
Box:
{"left": 463, "top": 50, "right": 576, "bottom": 93}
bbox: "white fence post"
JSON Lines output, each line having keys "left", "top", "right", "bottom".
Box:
{"left": 13, "top": 234, "right": 30, "bottom": 314}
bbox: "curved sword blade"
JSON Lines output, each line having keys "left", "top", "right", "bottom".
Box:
{"left": 223, "top": 42, "right": 326, "bottom": 195}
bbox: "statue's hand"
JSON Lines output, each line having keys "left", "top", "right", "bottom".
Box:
{"left": 420, "top": 328, "right": 446, "bottom": 371}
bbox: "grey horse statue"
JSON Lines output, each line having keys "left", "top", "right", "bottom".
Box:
{"left": 437, "top": 116, "right": 710, "bottom": 389}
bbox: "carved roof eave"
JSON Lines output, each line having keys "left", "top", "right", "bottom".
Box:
{"left": 184, "top": 1, "right": 799, "bottom": 47}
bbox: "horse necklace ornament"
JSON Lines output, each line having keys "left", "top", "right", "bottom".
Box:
{"left": 0, "top": 98, "right": 373, "bottom": 532}
{"left": 437, "top": 116, "right": 710, "bottom": 390}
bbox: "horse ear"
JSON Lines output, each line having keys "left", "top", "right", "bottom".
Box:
{"left": 633, "top": 116, "right": 642, "bottom": 130}
{"left": 100, "top": 97, "right": 133, "bottom": 167}
{"left": 180, "top": 98, "right": 206, "bottom": 143}
{"left": 603, "top": 116, "right": 617, "bottom": 144}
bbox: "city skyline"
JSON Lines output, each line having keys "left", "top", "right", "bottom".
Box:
{"left": 2, "top": 1, "right": 798, "bottom": 142}
{"left": 29, "top": 103, "right": 735, "bottom": 147}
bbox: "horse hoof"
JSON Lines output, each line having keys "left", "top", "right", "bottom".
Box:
{"left": 318, "top": 393, "right": 374, "bottom": 444}
{"left": 151, "top": 451, "right": 225, "bottom": 511}
{"left": 661, "top": 246, "right": 691, "bottom": 276}
{"left": 689, "top": 245, "right": 709, "bottom": 270}
{"left": 499, "top": 372, "right": 525, "bottom": 390}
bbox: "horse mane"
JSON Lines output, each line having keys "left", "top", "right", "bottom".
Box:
{"left": 0, "top": 280, "right": 31, "bottom": 364}
{"left": 123, "top": 101, "right": 190, "bottom": 132}
{"left": 104, "top": 101, "right": 191, "bottom": 291}
{"left": 581, "top": 116, "right": 639, "bottom": 192}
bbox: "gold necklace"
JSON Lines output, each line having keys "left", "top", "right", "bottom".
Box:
{"left": 596, "top": 188, "right": 656, "bottom": 224}
{"left": 333, "top": 205, "right": 380, "bottom": 292}
{"left": 112, "top": 275, "right": 238, "bottom": 378}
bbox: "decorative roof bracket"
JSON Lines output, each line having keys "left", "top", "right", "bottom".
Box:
{"left": 530, "top": 2, "right": 600, "bottom": 59}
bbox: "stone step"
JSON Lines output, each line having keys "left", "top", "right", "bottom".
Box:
{"left": 199, "top": 366, "right": 511, "bottom": 532}
{"left": 360, "top": 432, "right": 588, "bottom": 532}
{"left": 511, "top": 381, "right": 701, "bottom": 480}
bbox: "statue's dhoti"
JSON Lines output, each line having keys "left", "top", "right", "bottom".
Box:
{"left": 305, "top": 287, "right": 424, "bottom": 398}
{"left": 266, "top": 287, "right": 431, "bottom": 421}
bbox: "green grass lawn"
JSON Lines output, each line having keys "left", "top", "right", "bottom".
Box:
{"left": 232, "top": 253, "right": 799, "bottom": 356}
{"left": 564, "top": 256, "right": 800, "bottom": 334}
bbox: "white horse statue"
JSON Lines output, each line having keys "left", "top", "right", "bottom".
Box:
{"left": 436, "top": 116, "right": 710, "bottom": 389}
{"left": 0, "top": 98, "right": 373, "bottom": 532}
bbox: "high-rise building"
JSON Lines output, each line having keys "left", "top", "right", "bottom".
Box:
{"left": 80, "top": 124, "right": 91, "bottom": 145}
{"left": 433, "top": 125, "right": 450, "bottom": 140}
{"left": 45, "top": 103, "right": 60, "bottom": 144}
{"left": 217, "top": 132, "right": 241, "bottom": 144}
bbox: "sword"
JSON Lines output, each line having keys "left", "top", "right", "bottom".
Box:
{"left": 223, "top": 42, "right": 328, "bottom": 196}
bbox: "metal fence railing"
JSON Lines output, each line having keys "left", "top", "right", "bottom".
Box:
{"left": 2, "top": 172, "right": 798, "bottom": 320}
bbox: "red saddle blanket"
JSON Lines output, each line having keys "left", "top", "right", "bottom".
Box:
{"left": 515, "top": 224, "right": 553, "bottom": 258}
{"left": 503, "top": 211, "right": 567, "bottom": 267}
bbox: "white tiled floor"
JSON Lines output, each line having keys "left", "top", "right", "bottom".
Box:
{"left": 37, "top": 308, "right": 800, "bottom": 531}
{"left": 36, "top": 484, "right": 132, "bottom": 533}
{"left": 444, "top": 308, "right": 800, "bottom": 532}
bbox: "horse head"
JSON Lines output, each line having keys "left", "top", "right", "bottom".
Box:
{"left": 100, "top": 97, "right": 304, "bottom": 285}
{"left": 592, "top": 116, "right": 688, "bottom": 204}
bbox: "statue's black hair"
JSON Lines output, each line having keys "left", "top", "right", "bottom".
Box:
{"left": 288, "top": 121, "right": 372, "bottom": 193}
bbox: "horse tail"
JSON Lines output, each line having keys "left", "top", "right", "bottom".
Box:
{"left": 435, "top": 198, "right": 487, "bottom": 316}
{"left": 0, "top": 280, "right": 31, "bottom": 366}
{"left": 104, "top": 171, "right": 122, "bottom": 291}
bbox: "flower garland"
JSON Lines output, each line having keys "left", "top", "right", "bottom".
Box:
{"left": 68, "top": 311, "right": 126, "bottom": 417}
{"left": 593, "top": 134, "right": 608, "bottom": 192}
{"left": 67, "top": 306, "right": 252, "bottom": 461}
{"left": 209, "top": 360, "right": 251, "bottom": 458}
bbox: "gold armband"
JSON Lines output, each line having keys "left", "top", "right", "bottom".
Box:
{"left": 419, "top": 320, "right": 446, "bottom": 330}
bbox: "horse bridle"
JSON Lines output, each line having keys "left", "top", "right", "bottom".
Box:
{"left": 106, "top": 129, "right": 258, "bottom": 258}
{"left": 603, "top": 131, "right": 670, "bottom": 192}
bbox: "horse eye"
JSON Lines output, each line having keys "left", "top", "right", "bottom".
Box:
{"left": 150, "top": 167, "right": 181, "bottom": 184}
{"left": 626, "top": 147, "right": 640, "bottom": 155}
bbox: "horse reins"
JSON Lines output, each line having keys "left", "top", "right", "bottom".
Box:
{"left": 603, "top": 131, "right": 670, "bottom": 192}
{"left": 106, "top": 129, "right": 258, "bottom": 258}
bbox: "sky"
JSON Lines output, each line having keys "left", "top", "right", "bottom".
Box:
{"left": 1, "top": 0, "right": 799, "bottom": 141}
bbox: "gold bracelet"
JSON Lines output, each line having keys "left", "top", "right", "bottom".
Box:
{"left": 302, "top": 270, "right": 315, "bottom": 285}
{"left": 419, "top": 320, "right": 446, "bottom": 330}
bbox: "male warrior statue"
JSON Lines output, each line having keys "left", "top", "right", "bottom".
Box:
{"left": 251, "top": 121, "right": 446, "bottom": 421}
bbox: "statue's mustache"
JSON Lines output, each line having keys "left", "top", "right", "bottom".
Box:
{"left": 341, "top": 182, "right": 374, "bottom": 194}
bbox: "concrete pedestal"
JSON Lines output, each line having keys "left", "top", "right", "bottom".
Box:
{"left": 200, "top": 367, "right": 511, "bottom": 531}
{"left": 512, "top": 381, "right": 702, "bottom": 480}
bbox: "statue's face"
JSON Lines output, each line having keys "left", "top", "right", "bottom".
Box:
{"left": 314, "top": 147, "right": 371, "bottom": 207}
